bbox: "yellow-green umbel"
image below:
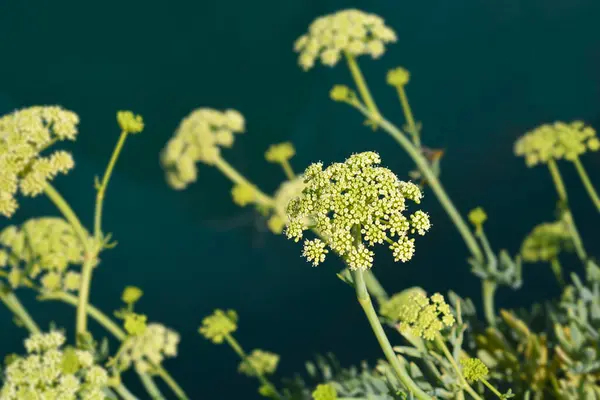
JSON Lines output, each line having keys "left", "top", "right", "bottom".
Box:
{"left": 285, "top": 151, "right": 430, "bottom": 270}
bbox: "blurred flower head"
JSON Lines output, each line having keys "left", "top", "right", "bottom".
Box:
{"left": 160, "top": 108, "right": 245, "bottom": 190}
{"left": 294, "top": 9, "right": 397, "bottom": 71}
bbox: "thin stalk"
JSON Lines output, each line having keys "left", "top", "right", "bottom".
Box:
{"left": 572, "top": 157, "right": 600, "bottom": 212}
{"left": 213, "top": 156, "right": 275, "bottom": 208}
{"left": 480, "top": 378, "right": 505, "bottom": 399}
{"left": 224, "top": 334, "right": 282, "bottom": 400}
{"left": 352, "top": 269, "right": 432, "bottom": 400}
{"left": 481, "top": 280, "right": 497, "bottom": 328}
{"left": 476, "top": 229, "right": 497, "bottom": 327}
{"left": 38, "top": 291, "right": 179, "bottom": 400}
{"left": 114, "top": 383, "right": 139, "bottom": 400}
{"left": 434, "top": 335, "right": 482, "bottom": 400}
{"left": 363, "top": 270, "right": 389, "bottom": 304}
{"left": 395, "top": 86, "right": 420, "bottom": 147}
{"left": 43, "top": 183, "right": 96, "bottom": 336}
{"left": 345, "top": 52, "right": 381, "bottom": 126}
{"left": 154, "top": 366, "right": 189, "bottom": 400}
{"left": 350, "top": 102, "right": 484, "bottom": 264}
{"left": 550, "top": 258, "right": 565, "bottom": 287}
{"left": 547, "top": 160, "right": 568, "bottom": 202}
{"left": 280, "top": 160, "right": 296, "bottom": 181}
{"left": 0, "top": 286, "right": 40, "bottom": 333}
{"left": 546, "top": 162, "right": 588, "bottom": 262}
{"left": 94, "top": 130, "right": 129, "bottom": 239}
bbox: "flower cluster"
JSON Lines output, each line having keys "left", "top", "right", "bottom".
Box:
{"left": 267, "top": 176, "right": 306, "bottom": 234}
{"left": 285, "top": 152, "right": 430, "bottom": 270}
{"left": 460, "top": 358, "right": 489, "bottom": 383}
{"left": 199, "top": 309, "right": 238, "bottom": 344}
{"left": 116, "top": 323, "right": 180, "bottom": 373}
{"left": 0, "top": 218, "right": 88, "bottom": 292}
{"left": 520, "top": 219, "right": 573, "bottom": 262}
{"left": 294, "top": 9, "right": 397, "bottom": 70}
{"left": 238, "top": 349, "right": 280, "bottom": 377}
{"left": 160, "top": 108, "right": 245, "bottom": 190}
{"left": 0, "top": 331, "right": 109, "bottom": 400}
{"left": 514, "top": 121, "right": 599, "bottom": 167}
{"left": 386, "top": 67, "right": 410, "bottom": 87}
{"left": 396, "top": 292, "right": 455, "bottom": 340}
{"left": 0, "top": 106, "right": 79, "bottom": 217}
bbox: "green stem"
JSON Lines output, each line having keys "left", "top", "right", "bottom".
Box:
{"left": 0, "top": 285, "right": 41, "bottom": 333}
{"left": 547, "top": 160, "right": 568, "bottom": 202}
{"left": 573, "top": 157, "right": 600, "bottom": 212}
{"left": 546, "top": 161, "right": 588, "bottom": 262}
{"left": 481, "top": 378, "right": 505, "bottom": 399}
{"left": 434, "top": 335, "right": 482, "bottom": 400}
{"left": 363, "top": 270, "right": 389, "bottom": 304}
{"left": 350, "top": 103, "right": 484, "bottom": 264}
{"left": 213, "top": 156, "right": 275, "bottom": 208}
{"left": 345, "top": 52, "right": 382, "bottom": 127}
{"left": 137, "top": 373, "right": 167, "bottom": 400}
{"left": 396, "top": 86, "right": 420, "bottom": 147}
{"left": 550, "top": 258, "right": 565, "bottom": 287}
{"left": 280, "top": 160, "right": 296, "bottom": 181}
{"left": 482, "top": 280, "right": 497, "bottom": 328}
{"left": 352, "top": 269, "right": 432, "bottom": 400}
{"left": 95, "top": 130, "right": 129, "bottom": 239}
{"left": 114, "top": 383, "right": 139, "bottom": 400}
{"left": 43, "top": 183, "right": 96, "bottom": 337}
{"left": 38, "top": 291, "right": 179, "bottom": 400}
{"left": 154, "top": 365, "right": 189, "bottom": 400}
{"left": 224, "top": 334, "right": 282, "bottom": 400}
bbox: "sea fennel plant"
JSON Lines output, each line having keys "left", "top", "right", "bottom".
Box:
{"left": 1, "top": 5, "right": 599, "bottom": 400}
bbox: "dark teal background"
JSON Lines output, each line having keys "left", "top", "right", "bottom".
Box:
{"left": 1, "top": 0, "right": 600, "bottom": 398}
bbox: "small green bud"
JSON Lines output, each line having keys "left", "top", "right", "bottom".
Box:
{"left": 468, "top": 207, "right": 487, "bottom": 234}
{"left": 122, "top": 286, "right": 143, "bottom": 304}
{"left": 387, "top": 67, "right": 410, "bottom": 86}
{"left": 330, "top": 85, "right": 352, "bottom": 102}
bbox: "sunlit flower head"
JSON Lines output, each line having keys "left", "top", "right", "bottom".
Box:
{"left": 0, "top": 106, "right": 79, "bottom": 217}
{"left": 160, "top": 108, "right": 245, "bottom": 190}
{"left": 514, "top": 121, "right": 599, "bottom": 167}
{"left": 285, "top": 152, "right": 430, "bottom": 270}
{"left": 294, "top": 9, "right": 397, "bottom": 71}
